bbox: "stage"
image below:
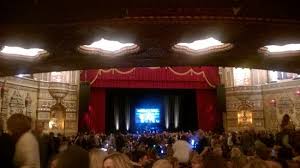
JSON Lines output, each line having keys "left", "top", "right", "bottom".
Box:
{"left": 105, "top": 89, "right": 198, "bottom": 133}
{"left": 79, "top": 67, "right": 223, "bottom": 133}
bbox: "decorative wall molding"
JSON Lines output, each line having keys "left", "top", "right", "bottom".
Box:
{"left": 0, "top": 72, "right": 79, "bottom": 135}
{"left": 226, "top": 79, "right": 300, "bottom": 131}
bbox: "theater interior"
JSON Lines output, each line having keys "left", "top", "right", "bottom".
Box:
{"left": 1, "top": 1, "right": 300, "bottom": 135}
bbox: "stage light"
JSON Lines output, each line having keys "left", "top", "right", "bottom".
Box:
{"left": 79, "top": 38, "right": 139, "bottom": 56}
{"left": 0, "top": 46, "right": 48, "bottom": 59}
{"left": 115, "top": 121, "right": 119, "bottom": 130}
{"left": 173, "top": 37, "right": 233, "bottom": 55}
{"left": 126, "top": 121, "right": 130, "bottom": 131}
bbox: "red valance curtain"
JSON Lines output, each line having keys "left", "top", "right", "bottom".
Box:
{"left": 81, "top": 66, "right": 220, "bottom": 89}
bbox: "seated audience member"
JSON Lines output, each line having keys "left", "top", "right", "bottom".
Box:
{"left": 255, "top": 140, "right": 271, "bottom": 160}
{"left": 103, "top": 152, "right": 133, "bottom": 168}
{"left": 90, "top": 148, "right": 108, "bottom": 168}
{"left": 228, "top": 147, "right": 248, "bottom": 168}
{"left": 202, "top": 152, "right": 227, "bottom": 168}
{"left": 191, "top": 154, "right": 203, "bottom": 168}
{"left": 152, "top": 159, "right": 173, "bottom": 168}
{"left": 243, "top": 159, "right": 269, "bottom": 168}
{"left": 0, "top": 118, "right": 14, "bottom": 168}
{"left": 56, "top": 145, "right": 90, "bottom": 168}
{"left": 134, "top": 151, "right": 151, "bottom": 167}
{"left": 172, "top": 135, "right": 192, "bottom": 163}
{"left": 7, "top": 114, "right": 40, "bottom": 168}
{"left": 49, "top": 154, "right": 60, "bottom": 168}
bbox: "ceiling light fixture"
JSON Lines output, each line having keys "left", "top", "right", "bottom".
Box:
{"left": 173, "top": 37, "right": 233, "bottom": 55}
{"left": 259, "top": 43, "right": 300, "bottom": 56}
{"left": 79, "top": 38, "right": 139, "bottom": 56}
{"left": 0, "top": 46, "right": 48, "bottom": 60}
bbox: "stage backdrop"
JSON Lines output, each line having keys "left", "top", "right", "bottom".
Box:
{"left": 80, "top": 66, "right": 221, "bottom": 132}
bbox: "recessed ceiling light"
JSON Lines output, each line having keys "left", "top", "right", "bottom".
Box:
{"left": 0, "top": 46, "right": 48, "bottom": 60}
{"left": 259, "top": 43, "right": 300, "bottom": 56}
{"left": 265, "top": 44, "right": 300, "bottom": 52}
{"left": 79, "top": 38, "right": 139, "bottom": 56}
{"left": 173, "top": 37, "right": 233, "bottom": 55}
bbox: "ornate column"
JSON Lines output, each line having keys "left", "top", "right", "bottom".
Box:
{"left": 0, "top": 80, "right": 9, "bottom": 130}
{"left": 48, "top": 82, "right": 68, "bottom": 134}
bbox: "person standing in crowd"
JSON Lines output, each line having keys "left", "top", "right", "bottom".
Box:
{"left": 196, "top": 129, "right": 208, "bottom": 154}
{"left": 7, "top": 113, "right": 40, "bottom": 168}
{"left": 89, "top": 148, "right": 107, "bottom": 168}
{"left": 0, "top": 118, "right": 15, "bottom": 168}
{"left": 172, "top": 135, "right": 192, "bottom": 163}
{"left": 56, "top": 145, "right": 90, "bottom": 168}
{"left": 32, "top": 122, "right": 50, "bottom": 168}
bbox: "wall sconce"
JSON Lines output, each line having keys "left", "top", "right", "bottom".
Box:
{"left": 270, "top": 99, "right": 276, "bottom": 107}
{"left": 237, "top": 110, "right": 253, "bottom": 126}
{"left": 296, "top": 90, "right": 300, "bottom": 96}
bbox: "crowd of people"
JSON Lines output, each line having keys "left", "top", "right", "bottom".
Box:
{"left": 1, "top": 113, "right": 300, "bottom": 168}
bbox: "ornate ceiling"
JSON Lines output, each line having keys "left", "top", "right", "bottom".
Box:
{"left": 1, "top": 1, "right": 300, "bottom": 76}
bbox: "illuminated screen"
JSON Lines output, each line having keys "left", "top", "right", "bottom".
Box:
{"left": 135, "top": 108, "right": 160, "bottom": 124}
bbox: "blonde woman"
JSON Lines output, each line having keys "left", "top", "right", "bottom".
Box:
{"left": 103, "top": 152, "right": 133, "bottom": 168}
{"left": 152, "top": 159, "right": 173, "bottom": 168}
{"left": 90, "top": 148, "right": 107, "bottom": 168}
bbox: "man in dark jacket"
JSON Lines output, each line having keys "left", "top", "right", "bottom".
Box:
{"left": 0, "top": 118, "right": 15, "bottom": 168}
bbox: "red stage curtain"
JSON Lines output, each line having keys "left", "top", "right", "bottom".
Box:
{"left": 196, "top": 89, "right": 218, "bottom": 131}
{"left": 79, "top": 66, "right": 221, "bottom": 132}
{"left": 81, "top": 88, "right": 106, "bottom": 133}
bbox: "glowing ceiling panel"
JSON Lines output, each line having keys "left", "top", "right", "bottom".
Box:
{"left": 79, "top": 38, "right": 139, "bottom": 56}
{"left": 173, "top": 37, "right": 233, "bottom": 55}
{"left": 0, "top": 46, "right": 48, "bottom": 59}
{"left": 259, "top": 43, "right": 300, "bottom": 56}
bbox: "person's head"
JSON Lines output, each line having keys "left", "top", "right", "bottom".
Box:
{"left": 230, "top": 147, "right": 248, "bottom": 168}
{"left": 213, "top": 147, "right": 223, "bottom": 157}
{"left": 255, "top": 141, "right": 270, "bottom": 160}
{"left": 103, "top": 152, "right": 133, "bottom": 168}
{"left": 243, "top": 159, "right": 268, "bottom": 168}
{"left": 202, "top": 153, "right": 226, "bottom": 168}
{"left": 191, "top": 154, "right": 203, "bottom": 168}
{"left": 89, "top": 148, "right": 107, "bottom": 168}
{"left": 136, "top": 151, "right": 148, "bottom": 166}
{"left": 56, "top": 145, "right": 90, "bottom": 168}
{"left": 281, "top": 114, "right": 291, "bottom": 129}
{"left": 49, "top": 154, "right": 60, "bottom": 168}
{"left": 198, "top": 129, "right": 204, "bottom": 138}
{"left": 152, "top": 159, "right": 173, "bottom": 168}
{"left": 35, "top": 122, "right": 44, "bottom": 135}
{"left": 7, "top": 113, "right": 31, "bottom": 137}
{"left": 231, "top": 147, "right": 242, "bottom": 158}
{"left": 180, "top": 135, "right": 188, "bottom": 141}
